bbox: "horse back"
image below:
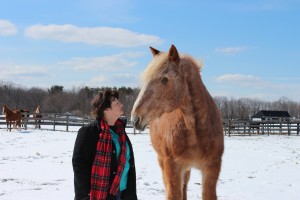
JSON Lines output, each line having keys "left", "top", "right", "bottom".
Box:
{"left": 5, "top": 109, "right": 21, "bottom": 121}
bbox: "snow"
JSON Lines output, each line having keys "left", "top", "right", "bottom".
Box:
{"left": 0, "top": 125, "right": 300, "bottom": 200}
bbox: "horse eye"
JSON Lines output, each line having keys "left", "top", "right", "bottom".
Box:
{"left": 161, "top": 77, "right": 168, "bottom": 85}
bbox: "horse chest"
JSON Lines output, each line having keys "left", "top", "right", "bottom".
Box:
{"left": 149, "top": 119, "right": 195, "bottom": 157}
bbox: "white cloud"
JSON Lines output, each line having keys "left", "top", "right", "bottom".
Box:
{"left": 0, "top": 64, "right": 48, "bottom": 80}
{"left": 58, "top": 52, "right": 143, "bottom": 71}
{"left": 113, "top": 73, "right": 140, "bottom": 86}
{"left": 216, "top": 74, "right": 260, "bottom": 83}
{"left": 88, "top": 73, "right": 139, "bottom": 88}
{"left": 212, "top": 73, "right": 300, "bottom": 101}
{"left": 216, "top": 46, "right": 248, "bottom": 55}
{"left": 0, "top": 20, "right": 17, "bottom": 36}
{"left": 24, "top": 24, "right": 162, "bottom": 47}
{"left": 215, "top": 73, "right": 297, "bottom": 91}
{"left": 90, "top": 75, "right": 107, "bottom": 84}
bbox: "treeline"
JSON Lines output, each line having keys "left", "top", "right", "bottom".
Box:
{"left": 0, "top": 83, "right": 139, "bottom": 118}
{"left": 1, "top": 83, "right": 300, "bottom": 120}
{"left": 214, "top": 96, "right": 300, "bottom": 120}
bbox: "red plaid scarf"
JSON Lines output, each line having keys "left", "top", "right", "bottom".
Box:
{"left": 90, "top": 118, "right": 127, "bottom": 200}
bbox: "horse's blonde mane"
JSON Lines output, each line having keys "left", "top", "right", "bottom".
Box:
{"left": 142, "top": 53, "right": 203, "bottom": 83}
{"left": 182, "top": 55, "right": 203, "bottom": 71}
{"left": 142, "top": 53, "right": 168, "bottom": 83}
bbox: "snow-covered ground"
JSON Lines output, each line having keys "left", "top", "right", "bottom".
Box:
{"left": 0, "top": 124, "right": 300, "bottom": 200}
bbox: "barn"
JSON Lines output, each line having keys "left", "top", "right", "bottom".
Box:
{"left": 251, "top": 110, "right": 290, "bottom": 122}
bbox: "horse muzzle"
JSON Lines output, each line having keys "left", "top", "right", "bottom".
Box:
{"left": 131, "top": 115, "right": 148, "bottom": 131}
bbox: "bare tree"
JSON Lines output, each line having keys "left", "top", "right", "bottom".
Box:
{"left": 1, "top": 82, "right": 300, "bottom": 121}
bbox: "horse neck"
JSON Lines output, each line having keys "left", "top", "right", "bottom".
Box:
{"left": 4, "top": 107, "right": 13, "bottom": 115}
{"left": 182, "top": 64, "right": 218, "bottom": 131}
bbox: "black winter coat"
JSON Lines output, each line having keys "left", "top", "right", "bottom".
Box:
{"left": 72, "top": 120, "right": 138, "bottom": 200}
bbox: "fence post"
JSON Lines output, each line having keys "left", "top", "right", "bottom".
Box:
{"left": 53, "top": 114, "right": 56, "bottom": 131}
{"left": 23, "top": 113, "right": 28, "bottom": 130}
{"left": 228, "top": 120, "right": 231, "bottom": 137}
{"left": 280, "top": 123, "right": 282, "bottom": 135}
{"left": 66, "top": 115, "right": 69, "bottom": 132}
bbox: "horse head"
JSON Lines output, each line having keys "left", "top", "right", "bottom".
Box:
{"left": 35, "top": 105, "right": 41, "bottom": 113}
{"left": 131, "top": 44, "right": 197, "bottom": 131}
{"left": 2, "top": 105, "right": 8, "bottom": 115}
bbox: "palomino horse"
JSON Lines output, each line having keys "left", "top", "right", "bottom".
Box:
{"left": 2, "top": 105, "right": 22, "bottom": 132}
{"left": 131, "top": 45, "right": 224, "bottom": 200}
{"left": 34, "top": 105, "right": 42, "bottom": 129}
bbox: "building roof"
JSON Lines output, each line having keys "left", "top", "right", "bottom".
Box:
{"left": 252, "top": 110, "right": 290, "bottom": 118}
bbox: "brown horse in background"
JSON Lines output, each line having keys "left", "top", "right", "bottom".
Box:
{"left": 2, "top": 105, "right": 22, "bottom": 132}
{"left": 34, "top": 105, "right": 42, "bottom": 129}
{"left": 131, "top": 45, "right": 224, "bottom": 200}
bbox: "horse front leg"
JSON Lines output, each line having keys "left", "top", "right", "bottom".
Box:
{"left": 6, "top": 121, "right": 9, "bottom": 132}
{"left": 8, "top": 121, "right": 12, "bottom": 132}
{"left": 202, "top": 159, "right": 222, "bottom": 200}
{"left": 158, "top": 156, "right": 184, "bottom": 200}
{"left": 16, "top": 120, "right": 21, "bottom": 131}
{"left": 183, "top": 169, "right": 191, "bottom": 200}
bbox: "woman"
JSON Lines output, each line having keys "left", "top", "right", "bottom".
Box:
{"left": 72, "top": 90, "right": 138, "bottom": 200}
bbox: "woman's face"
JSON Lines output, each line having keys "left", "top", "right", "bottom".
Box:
{"left": 108, "top": 98, "right": 124, "bottom": 118}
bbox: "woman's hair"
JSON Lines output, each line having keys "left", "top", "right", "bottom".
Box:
{"left": 91, "top": 90, "right": 119, "bottom": 118}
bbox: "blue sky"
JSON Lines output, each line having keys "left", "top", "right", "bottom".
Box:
{"left": 0, "top": 0, "right": 299, "bottom": 101}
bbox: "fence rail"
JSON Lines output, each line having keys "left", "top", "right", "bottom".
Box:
{"left": 2, "top": 113, "right": 300, "bottom": 136}
{"left": 224, "top": 120, "right": 300, "bottom": 136}
{"left": 0, "top": 113, "right": 134, "bottom": 132}
{"left": 0, "top": 113, "right": 95, "bottom": 132}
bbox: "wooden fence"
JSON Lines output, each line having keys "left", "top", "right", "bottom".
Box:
{"left": 2, "top": 113, "right": 299, "bottom": 136}
{"left": 0, "top": 112, "right": 134, "bottom": 132}
{"left": 0, "top": 112, "right": 96, "bottom": 132}
{"left": 224, "top": 120, "right": 300, "bottom": 136}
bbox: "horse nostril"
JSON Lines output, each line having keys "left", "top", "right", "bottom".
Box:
{"left": 131, "top": 116, "right": 140, "bottom": 127}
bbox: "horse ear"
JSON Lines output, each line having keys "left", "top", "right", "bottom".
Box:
{"left": 169, "top": 44, "right": 180, "bottom": 64}
{"left": 150, "top": 46, "right": 160, "bottom": 57}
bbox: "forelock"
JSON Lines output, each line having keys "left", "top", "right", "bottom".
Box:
{"left": 142, "top": 53, "right": 169, "bottom": 83}
{"left": 141, "top": 53, "right": 202, "bottom": 84}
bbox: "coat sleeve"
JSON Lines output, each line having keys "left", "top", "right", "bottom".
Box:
{"left": 72, "top": 126, "right": 94, "bottom": 200}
